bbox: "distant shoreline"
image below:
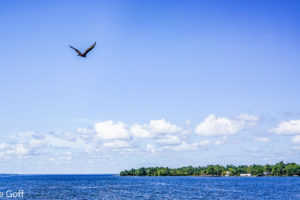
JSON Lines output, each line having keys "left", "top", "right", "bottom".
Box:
{"left": 120, "top": 162, "right": 300, "bottom": 177}
{"left": 119, "top": 175, "right": 299, "bottom": 177}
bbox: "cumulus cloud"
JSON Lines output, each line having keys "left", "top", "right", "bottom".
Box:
{"left": 94, "top": 120, "right": 130, "bottom": 140}
{"left": 269, "top": 119, "right": 300, "bottom": 135}
{"left": 149, "top": 119, "right": 182, "bottom": 134}
{"left": 0, "top": 130, "right": 89, "bottom": 159}
{"left": 292, "top": 135, "right": 300, "bottom": 144}
{"left": 195, "top": 114, "right": 258, "bottom": 136}
{"left": 8, "top": 144, "right": 28, "bottom": 155}
{"left": 2, "top": 116, "right": 252, "bottom": 161}
{"left": 24, "top": 132, "right": 86, "bottom": 150}
{"left": 130, "top": 119, "right": 182, "bottom": 138}
{"left": 0, "top": 143, "right": 29, "bottom": 158}
{"left": 130, "top": 124, "right": 152, "bottom": 138}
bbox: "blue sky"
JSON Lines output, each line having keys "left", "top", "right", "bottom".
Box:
{"left": 0, "top": 0, "right": 300, "bottom": 173}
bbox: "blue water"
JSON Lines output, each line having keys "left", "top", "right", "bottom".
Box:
{"left": 0, "top": 175, "right": 299, "bottom": 199}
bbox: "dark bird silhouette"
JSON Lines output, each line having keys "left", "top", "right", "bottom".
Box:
{"left": 69, "top": 42, "right": 96, "bottom": 57}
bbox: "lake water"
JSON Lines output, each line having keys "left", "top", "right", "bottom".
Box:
{"left": 0, "top": 175, "right": 299, "bottom": 199}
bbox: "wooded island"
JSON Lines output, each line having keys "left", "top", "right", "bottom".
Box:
{"left": 120, "top": 162, "right": 300, "bottom": 176}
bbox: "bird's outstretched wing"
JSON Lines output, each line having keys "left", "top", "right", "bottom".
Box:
{"left": 69, "top": 45, "right": 83, "bottom": 56}
{"left": 82, "top": 42, "right": 96, "bottom": 56}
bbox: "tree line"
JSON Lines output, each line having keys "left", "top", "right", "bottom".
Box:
{"left": 120, "top": 162, "right": 300, "bottom": 176}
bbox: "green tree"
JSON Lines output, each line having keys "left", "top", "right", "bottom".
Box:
{"left": 272, "top": 161, "right": 286, "bottom": 176}
{"left": 119, "top": 162, "right": 300, "bottom": 177}
{"left": 285, "top": 163, "right": 300, "bottom": 176}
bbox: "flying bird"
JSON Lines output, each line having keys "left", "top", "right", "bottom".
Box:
{"left": 69, "top": 42, "right": 96, "bottom": 57}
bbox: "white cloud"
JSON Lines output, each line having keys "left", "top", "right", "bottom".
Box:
{"left": 195, "top": 114, "right": 258, "bottom": 136}
{"left": 94, "top": 120, "right": 130, "bottom": 140}
{"left": 155, "top": 135, "right": 181, "bottom": 145}
{"left": 195, "top": 114, "right": 239, "bottom": 136}
{"left": 0, "top": 118, "right": 194, "bottom": 160}
{"left": 2, "top": 116, "right": 254, "bottom": 162}
{"left": 148, "top": 119, "right": 182, "bottom": 135}
{"left": 130, "top": 124, "right": 152, "bottom": 138}
{"left": 0, "top": 143, "right": 29, "bottom": 157}
{"left": 269, "top": 120, "right": 300, "bottom": 135}
{"left": 129, "top": 119, "right": 182, "bottom": 138}
{"left": 0, "top": 131, "right": 89, "bottom": 159}
{"left": 292, "top": 135, "right": 300, "bottom": 144}
{"left": 19, "top": 132, "right": 86, "bottom": 151}
{"left": 254, "top": 137, "right": 270, "bottom": 142}
{"left": 9, "top": 144, "right": 29, "bottom": 155}
{"left": 29, "top": 138, "right": 45, "bottom": 148}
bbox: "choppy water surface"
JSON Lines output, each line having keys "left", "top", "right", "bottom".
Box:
{"left": 0, "top": 175, "right": 299, "bottom": 199}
